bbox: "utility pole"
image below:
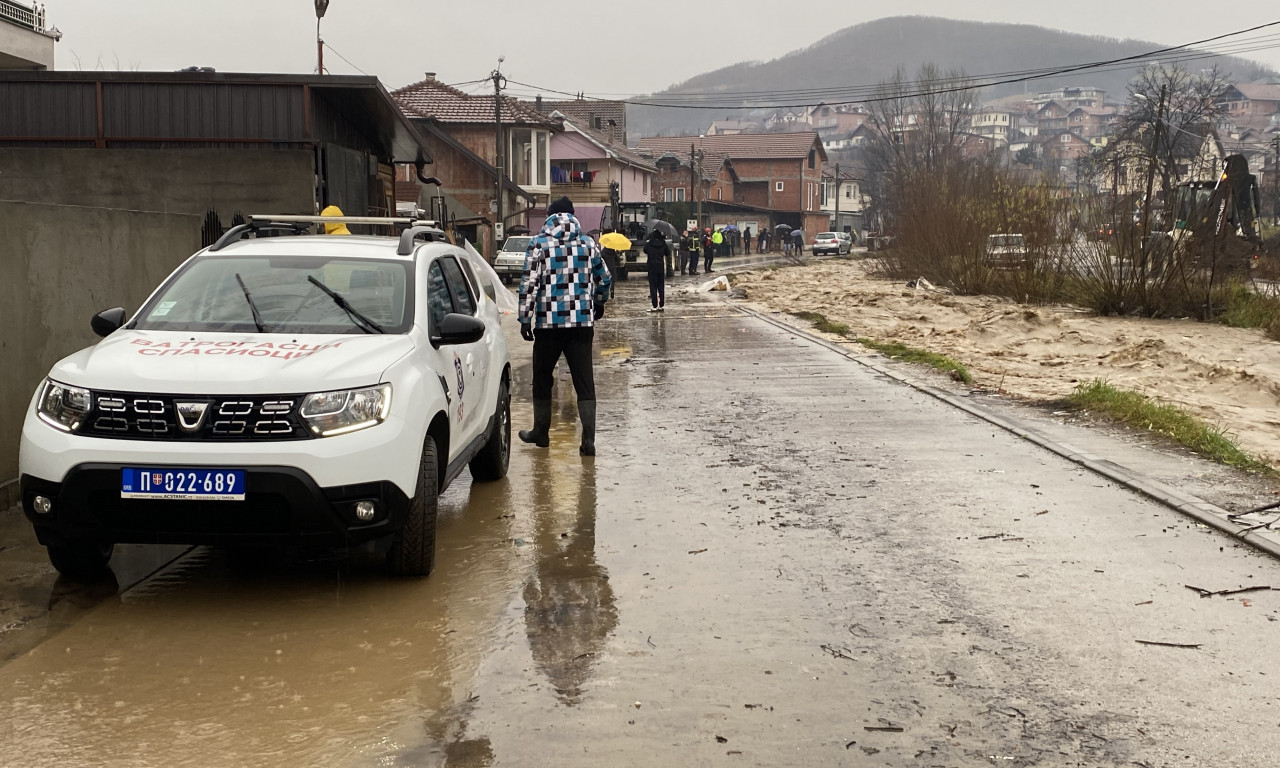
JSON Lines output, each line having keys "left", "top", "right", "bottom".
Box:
{"left": 833, "top": 162, "right": 842, "bottom": 233}
{"left": 692, "top": 145, "right": 704, "bottom": 232}
{"left": 491, "top": 59, "right": 507, "bottom": 256}
{"left": 1138, "top": 84, "right": 1167, "bottom": 279}
{"left": 1274, "top": 135, "right": 1279, "bottom": 226}
{"left": 313, "top": 0, "right": 328, "bottom": 75}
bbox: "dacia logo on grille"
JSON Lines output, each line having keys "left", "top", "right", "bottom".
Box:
{"left": 175, "top": 402, "right": 210, "bottom": 433}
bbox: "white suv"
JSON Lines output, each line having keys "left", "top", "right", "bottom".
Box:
{"left": 19, "top": 217, "right": 511, "bottom": 579}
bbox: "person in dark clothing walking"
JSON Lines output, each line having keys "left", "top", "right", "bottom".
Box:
{"left": 517, "top": 196, "right": 612, "bottom": 456}
{"left": 643, "top": 230, "right": 669, "bottom": 312}
{"left": 743, "top": 227, "right": 752, "bottom": 254}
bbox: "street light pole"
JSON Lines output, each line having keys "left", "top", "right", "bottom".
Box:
{"left": 314, "top": 0, "right": 328, "bottom": 75}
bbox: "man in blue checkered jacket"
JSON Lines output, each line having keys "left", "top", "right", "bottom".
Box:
{"left": 517, "top": 196, "right": 612, "bottom": 456}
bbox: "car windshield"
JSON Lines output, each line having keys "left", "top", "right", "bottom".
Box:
{"left": 817, "top": 233, "right": 837, "bottom": 239}
{"left": 500, "top": 237, "right": 532, "bottom": 254}
{"left": 133, "top": 255, "right": 414, "bottom": 334}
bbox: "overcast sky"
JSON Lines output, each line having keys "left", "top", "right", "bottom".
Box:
{"left": 46, "top": 1, "right": 1280, "bottom": 96}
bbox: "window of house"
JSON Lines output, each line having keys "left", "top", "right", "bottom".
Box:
{"left": 808, "top": 149, "right": 816, "bottom": 169}
{"left": 716, "top": 187, "right": 722, "bottom": 200}
{"left": 644, "top": 174, "right": 649, "bottom": 195}
{"left": 509, "top": 128, "right": 550, "bottom": 189}
{"left": 676, "top": 187, "right": 686, "bottom": 202}
{"left": 536, "top": 132, "right": 547, "bottom": 186}
{"left": 663, "top": 188, "right": 673, "bottom": 202}
{"left": 775, "top": 181, "right": 784, "bottom": 192}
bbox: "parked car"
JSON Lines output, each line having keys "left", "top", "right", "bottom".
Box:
{"left": 493, "top": 235, "right": 532, "bottom": 284}
{"left": 985, "top": 233, "right": 1029, "bottom": 269}
{"left": 812, "top": 232, "right": 852, "bottom": 256}
{"left": 19, "top": 216, "right": 512, "bottom": 580}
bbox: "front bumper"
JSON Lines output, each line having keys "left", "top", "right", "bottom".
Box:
{"left": 494, "top": 260, "right": 524, "bottom": 276}
{"left": 21, "top": 465, "right": 410, "bottom": 548}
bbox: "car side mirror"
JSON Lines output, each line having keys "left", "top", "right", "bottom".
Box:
{"left": 432, "top": 313, "right": 485, "bottom": 347}
{"left": 91, "top": 307, "right": 127, "bottom": 338}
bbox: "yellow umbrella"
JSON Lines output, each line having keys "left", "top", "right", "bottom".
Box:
{"left": 598, "top": 232, "right": 632, "bottom": 251}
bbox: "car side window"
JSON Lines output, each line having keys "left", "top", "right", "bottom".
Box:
{"left": 426, "top": 260, "right": 451, "bottom": 335}
{"left": 439, "top": 256, "right": 477, "bottom": 316}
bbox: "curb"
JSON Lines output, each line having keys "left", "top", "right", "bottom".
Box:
{"left": 731, "top": 301, "right": 1280, "bottom": 561}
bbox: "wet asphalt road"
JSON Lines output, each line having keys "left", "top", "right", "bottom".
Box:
{"left": 3, "top": 267, "right": 1280, "bottom": 766}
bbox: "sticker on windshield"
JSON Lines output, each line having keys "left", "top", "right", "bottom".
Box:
{"left": 150, "top": 301, "right": 177, "bottom": 317}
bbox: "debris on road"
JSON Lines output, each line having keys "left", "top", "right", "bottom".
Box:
{"left": 1184, "top": 584, "right": 1273, "bottom": 598}
{"left": 1135, "top": 640, "right": 1202, "bottom": 649}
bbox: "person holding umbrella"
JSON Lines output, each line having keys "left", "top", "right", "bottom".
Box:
{"left": 643, "top": 229, "right": 670, "bottom": 312}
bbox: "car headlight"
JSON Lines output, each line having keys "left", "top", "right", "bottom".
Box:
{"left": 37, "top": 379, "right": 92, "bottom": 432}
{"left": 300, "top": 384, "right": 392, "bottom": 437}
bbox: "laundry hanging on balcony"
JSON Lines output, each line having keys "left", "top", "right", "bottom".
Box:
{"left": 551, "top": 166, "right": 598, "bottom": 185}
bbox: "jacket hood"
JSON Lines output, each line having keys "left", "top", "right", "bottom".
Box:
{"left": 47, "top": 330, "right": 416, "bottom": 395}
{"left": 540, "top": 212, "right": 585, "bottom": 242}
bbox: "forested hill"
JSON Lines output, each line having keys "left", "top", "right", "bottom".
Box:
{"left": 628, "top": 16, "right": 1275, "bottom": 138}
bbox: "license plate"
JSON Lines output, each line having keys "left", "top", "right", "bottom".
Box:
{"left": 121, "top": 468, "right": 246, "bottom": 501}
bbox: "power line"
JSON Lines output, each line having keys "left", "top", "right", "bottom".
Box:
{"left": 508, "top": 20, "right": 1280, "bottom": 111}
{"left": 320, "top": 41, "right": 368, "bottom": 76}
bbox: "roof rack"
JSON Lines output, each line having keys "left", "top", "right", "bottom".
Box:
{"left": 207, "top": 214, "right": 446, "bottom": 252}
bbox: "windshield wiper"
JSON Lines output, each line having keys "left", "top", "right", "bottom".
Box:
{"left": 235, "top": 273, "right": 267, "bottom": 333}
{"left": 306, "top": 276, "right": 385, "bottom": 334}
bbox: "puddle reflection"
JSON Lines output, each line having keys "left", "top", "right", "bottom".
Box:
{"left": 522, "top": 450, "right": 617, "bottom": 706}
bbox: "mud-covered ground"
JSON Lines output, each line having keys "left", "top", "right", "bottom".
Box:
{"left": 2, "top": 270, "right": 1280, "bottom": 767}
{"left": 729, "top": 257, "right": 1280, "bottom": 468}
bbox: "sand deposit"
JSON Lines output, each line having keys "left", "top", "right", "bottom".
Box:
{"left": 731, "top": 259, "right": 1280, "bottom": 467}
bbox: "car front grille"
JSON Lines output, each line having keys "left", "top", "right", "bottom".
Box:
{"left": 82, "top": 391, "right": 312, "bottom": 441}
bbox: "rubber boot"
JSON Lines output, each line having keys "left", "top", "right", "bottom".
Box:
{"left": 577, "top": 400, "right": 597, "bottom": 456}
{"left": 518, "top": 400, "right": 551, "bottom": 448}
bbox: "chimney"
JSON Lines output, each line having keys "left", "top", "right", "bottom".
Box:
{"left": 424, "top": 72, "right": 436, "bottom": 81}
{"left": 536, "top": 95, "right": 543, "bottom": 111}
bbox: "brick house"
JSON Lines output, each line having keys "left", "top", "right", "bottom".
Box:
{"left": 634, "top": 132, "right": 829, "bottom": 241}
{"left": 393, "top": 73, "right": 559, "bottom": 254}
{"left": 1217, "top": 83, "right": 1280, "bottom": 120}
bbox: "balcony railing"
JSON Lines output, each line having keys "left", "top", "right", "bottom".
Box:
{"left": 0, "top": 0, "right": 44, "bottom": 31}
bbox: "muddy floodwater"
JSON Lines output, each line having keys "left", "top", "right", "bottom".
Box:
{"left": 3, "top": 271, "right": 1280, "bottom": 767}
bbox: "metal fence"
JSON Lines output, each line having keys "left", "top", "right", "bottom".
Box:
{"left": 0, "top": 0, "right": 43, "bottom": 31}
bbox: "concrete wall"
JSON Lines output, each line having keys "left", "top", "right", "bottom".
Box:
{"left": 0, "top": 201, "right": 200, "bottom": 486}
{"left": 0, "top": 148, "right": 316, "bottom": 219}
{"left": 0, "top": 147, "right": 317, "bottom": 487}
{"left": 0, "top": 21, "right": 54, "bottom": 70}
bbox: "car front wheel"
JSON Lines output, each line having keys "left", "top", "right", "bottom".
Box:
{"left": 387, "top": 437, "right": 440, "bottom": 577}
{"left": 46, "top": 541, "right": 114, "bottom": 581}
{"left": 469, "top": 379, "right": 510, "bottom": 482}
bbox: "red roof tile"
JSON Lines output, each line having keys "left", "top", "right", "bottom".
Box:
{"left": 392, "top": 77, "right": 557, "bottom": 127}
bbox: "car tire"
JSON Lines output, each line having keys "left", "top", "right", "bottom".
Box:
{"left": 387, "top": 437, "right": 440, "bottom": 578}
{"left": 46, "top": 541, "right": 114, "bottom": 581}
{"left": 469, "top": 379, "right": 510, "bottom": 482}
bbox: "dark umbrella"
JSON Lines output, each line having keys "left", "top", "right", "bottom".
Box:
{"left": 645, "top": 219, "right": 680, "bottom": 241}
{"left": 774, "top": 223, "right": 792, "bottom": 233}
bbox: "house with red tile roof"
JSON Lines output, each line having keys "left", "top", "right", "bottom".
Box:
{"left": 633, "top": 132, "right": 829, "bottom": 240}
{"left": 392, "top": 73, "right": 560, "bottom": 254}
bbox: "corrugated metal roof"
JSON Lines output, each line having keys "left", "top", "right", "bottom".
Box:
{"left": 0, "top": 71, "right": 432, "bottom": 163}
